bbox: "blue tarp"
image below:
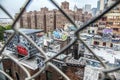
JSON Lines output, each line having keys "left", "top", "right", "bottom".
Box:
{"left": 53, "top": 31, "right": 61, "bottom": 39}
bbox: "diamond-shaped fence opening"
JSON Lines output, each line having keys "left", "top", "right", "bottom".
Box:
{"left": 0, "top": 0, "right": 120, "bottom": 80}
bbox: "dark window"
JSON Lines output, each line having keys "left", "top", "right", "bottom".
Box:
{"left": 94, "top": 41, "right": 99, "bottom": 45}
{"left": 101, "top": 17, "right": 107, "bottom": 21}
{"left": 46, "top": 71, "right": 52, "bottom": 80}
{"left": 73, "top": 44, "right": 79, "bottom": 59}
{"left": 92, "top": 30, "right": 94, "bottom": 34}
{"left": 103, "top": 42, "right": 106, "bottom": 46}
{"left": 113, "top": 28, "right": 119, "bottom": 31}
{"left": 111, "top": 43, "right": 113, "bottom": 47}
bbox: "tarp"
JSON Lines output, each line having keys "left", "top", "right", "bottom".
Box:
{"left": 53, "top": 30, "right": 68, "bottom": 40}
{"left": 68, "top": 25, "right": 77, "bottom": 31}
{"left": 103, "top": 28, "right": 112, "bottom": 34}
{"left": 61, "top": 34, "right": 67, "bottom": 41}
{"left": 53, "top": 31, "right": 61, "bottom": 39}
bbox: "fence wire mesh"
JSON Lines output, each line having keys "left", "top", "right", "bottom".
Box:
{"left": 0, "top": 0, "right": 120, "bottom": 80}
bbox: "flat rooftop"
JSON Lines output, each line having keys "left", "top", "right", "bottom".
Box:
{"left": 3, "top": 49, "right": 65, "bottom": 70}
{"left": 4, "top": 28, "right": 43, "bottom": 34}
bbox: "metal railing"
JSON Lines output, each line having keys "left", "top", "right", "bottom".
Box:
{"left": 0, "top": 0, "right": 120, "bottom": 80}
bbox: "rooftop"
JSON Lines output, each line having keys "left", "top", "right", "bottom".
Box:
{"left": 4, "top": 28, "right": 43, "bottom": 34}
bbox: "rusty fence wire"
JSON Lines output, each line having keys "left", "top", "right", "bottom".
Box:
{"left": 0, "top": 0, "right": 120, "bottom": 80}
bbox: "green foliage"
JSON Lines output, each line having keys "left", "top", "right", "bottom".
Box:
{"left": 5, "top": 25, "right": 12, "bottom": 30}
{"left": 0, "top": 25, "right": 5, "bottom": 41}
{"left": 0, "top": 25, "right": 12, "bottom": 41}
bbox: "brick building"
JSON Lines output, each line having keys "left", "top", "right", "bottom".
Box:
{"left": 19, "top": 1, "right": 92, "bottom": 32}
{"left": 2, "top": 57, "right": 85, "bottom": 80}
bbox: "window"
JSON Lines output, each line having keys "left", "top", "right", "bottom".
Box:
{"left": 103, "top": 42, "right": 106, "bottom": 46}
{"left": 113, "top": 28, "right": 119, "bottom": 31}
{"left": 50, "top": 21, "right": 53, "bottom": 23}
{"left": 94, "top": 41, "right": 99, "bottom": 45}
{"left": 46, "top": 71, "right": 52, "bottom": 80}
{"left": 92, "top": 30, "right": 94, "bottom": 34}
{"left": 107, "top": 22, "right": 113, "bottom": 25}
{"left": 111, "top": 43, "right": 113, "bottom": 47}
{"left": 101, "top": 17, "right": 107, "bottom": 21}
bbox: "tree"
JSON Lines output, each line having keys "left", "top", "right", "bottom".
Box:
{"left": 0, "top": 25, "right": 12, "bottom": 41}
{"left": 5, "top": 25, "right": 12, "bottom": 30}
{"left": 0, "top": 25, "right": 5, "bottom": 41}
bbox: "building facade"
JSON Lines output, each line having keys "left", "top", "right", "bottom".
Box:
{"left": 2, "top": 57, "right": 85, "bottom": 80}
{"left": 84, "top": 4, "right": 91, "bottom": 13}
{"left": 100, "top": 0, "right": 105, "bottom": 11}
{"left": 19, "top": 1, "right": 92, "bottom": 32}
{"left": 104, "top": 0, "right": 120, "bottom": 35}
{"left": 105, "top": 10, "right": 120, "bottom": 35}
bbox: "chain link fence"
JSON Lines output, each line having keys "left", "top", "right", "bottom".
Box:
{"left": 0, "top": 0, "right": 120, "bottom": 80}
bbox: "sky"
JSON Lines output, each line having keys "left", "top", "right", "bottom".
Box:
{"left": 0, "top": 0, "right": 98, "bottom": 19}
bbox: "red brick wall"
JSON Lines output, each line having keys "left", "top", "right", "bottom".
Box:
{"left": 3, "top": 59, "right": 85, "bottom": 80}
